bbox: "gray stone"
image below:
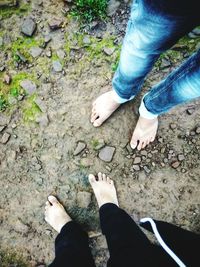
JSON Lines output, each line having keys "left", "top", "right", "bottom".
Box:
{"left": 83, "top": 36, "right": 91, "bottom": 45}
{"left": 170, "top": 123, "right": 177, "bottom": 130}
{"left": 0, "top": 125, "right": 6, "bottom": 132}
{"left": 77, "top": 191, "right": 91, "bottom": 208}
{"left": 187, "top": 108, "right": 195, "bottom": 115}
{"left": 188, "top": 32, "right": 199, "bottom": 39}
{"left": 103, "top": 47, "right": 115, "bottom": 56}
{"left": 99, "top": 146, "right": 115, "bottom": 162}
{"left": 192, "top": 28, "right": 200, "bottom": 36}
{"left": 21, "top": 18, "right": 36, "bottom": 37}
{"left": 0, "top": 37, "right": 3, "bottom": 47}
{"left": 57, "top": 49, "right": 66, "bottom": 60}
{"left": 171, "top": 161, "right": 180, "bottom": 169}
{"left": 178, "top": 154, "right": 185, "bottom": 161}
{"left": 0, "top": 0, "right": 17, "bottom": 7}
{"left": 15, "top": 51, "right": 27, "bottom": 62}
{"left": 35, "top": 98, "right": 47, "bottom": 112}
{"left": 143, "top": 165, "right": 151, "bottom": 174}
{"left": 46, "top": 49, "right": 52, "bottom": 58}
{"left": 3, "top": 74, "right": 11, "bottom": 85}
{"left": 160, "top": 58, "right": 171, "bottom": 69}
{"left": 133, "top": 156, "right": 141, "bottom": 164}
{"left": 20, "top": 80, "right": 37, "bottom": 95}
{"left": 195, "top": 127, "right": 200, "bottom": 134}
{"left": 74, "top": 141, "right": 86, "bottom": 156}
{"left": 44, "top": 34, "right": 52, "bottom": 44}
{"left": 107, "top": 0, "right": 120, "bottom": 16}
{"left": 14, "top": 219, "right": 29, "bottom": 234}
{"left": 36, "top": 114, "right": 49, "bottom": 127}
{"left": 132, "top": 164, "right": 140, "bottom": 171}
{"left": 52, "top": 60, "right": 63, "bottom": 72}
{"left": 29, "top": 46, "right": 43, "bottom": 58}
{"left": 1, "top": 132, "right": 11, "bottom": 144}
{"left": 48, "top": 19, "right": 63, "bottom": 30}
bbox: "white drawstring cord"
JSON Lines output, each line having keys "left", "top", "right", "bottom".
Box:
{"left": 140, "top": 217, "right": 186, "bottom": 267}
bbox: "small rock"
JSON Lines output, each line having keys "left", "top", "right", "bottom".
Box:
{"left": 46, "top": 49, "right": 52, "bottom": 58}
{"left": 77, "top": 191, "right": 91, "bottom": 208}
{"left": 35, "top": 98, "right": 47, "bottom": 112}
{"left": 107, "top": 0, "right": 120, "bottom": 16}
{"left": 15, "top": 51, "right": 27, "bottom": 62}
{"left": 1, "top": 132, "right": 11, "bottom": 144}
{"left": 99, "top": 146, "right": 115, "bottom": 162}
{"left": 20, "top": 80, "right": 36, "bottom": 95}
{"left": 21, "top": 18, "right": 36, "bottom": 37}
{"left": 195, "top": 127, "right": 200, "bottom": 134}
{"left": 132, "top": 164, "right": 140, "bottom": 171}
{"left": 0, "top": 125, "right": 6, "bottom": 132}
{"left": 93, "top": 139, "right": 105, "bottom": 150}
{"left": 14, "top": 219, "right": 29, "bottom": 234}
{"left": 105, "top": 165, "right": 112, "bottom": 172}
{"left": 44, "top": 34, "right": 52, "bottom": 44}
{"left": 57, "top": 49, "right": 66, "bottom": 60}
{"left": 29, "top": 46, "right": 43, "bottom": 58}
{"left": 160, "top": 58, "right": 171, "bottom": 69}
{"left": 3, "top": 74, "right": 11, "bottom": 84}
{"left": 170, "top": 123, "right": 177, "bottom": 130}
{"left": 48, "top": 19, "right": 63, "bottom": 30}
{"left": 192, "top": 27, "right": 200, "bottom": 36}
{"left": 188, "top": 32, "right": 199, "bottom": 39}
{"left": 74, "top": 141, "right": 86, "bottom": 156}
{"left": 103, "top": 47, "right": 115, "bottom": 56}
{"left": 133, "top": 156, "right": 141, "bottom": 164}
{"left": 0, "top": 36, "right": 3, "bottom": 47}
{"left": 52, "top": 60, "right": 63, "bottom": 72}
{"left": 178, "top": 154, "right": 185, "bottom": 161}
{"left": 83, "top": 36, "right": 91, "bottom": 45}
{"left": 186, "top": 108, "right": 195, "bottom": 115}
{"left": 36, "top": 114, "right": 49, "bottom": 127}
{"left": 171, "top": 161, "right": 180, "bottom": 169}
{"left": 143, "top": 165, "right": 151, "bottom": 174}
{"left": 140, "top": 150, "right": 147, "bottom": 156}
{"left": 0, "top": 65, "right": 5, "bottom": 72}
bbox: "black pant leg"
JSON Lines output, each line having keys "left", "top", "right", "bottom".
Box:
{"left": 141, "top": 220, "right": 200, "bottom": 267}
{"left": 49, "top": 221, "right": 96, "bottom": 267}
{"left": 99, "top": 203, "right": 160, "bottom": 267}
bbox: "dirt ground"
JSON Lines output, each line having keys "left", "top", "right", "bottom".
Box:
{"left": 0, "top": 1, "right": 200, "bottom": 266}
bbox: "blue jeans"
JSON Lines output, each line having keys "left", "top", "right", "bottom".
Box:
{"left": 112, "top": 0, "right": 200, "bottom": 118}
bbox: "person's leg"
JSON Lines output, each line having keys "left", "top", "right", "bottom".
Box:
{"left": 91, "top": 0, "right": 199, "bottom": 127}
{"left": 45, "top": 196, "right": 95, "bottom": 267}
{"left": 141, "top": 219, "right": 200, "bottom": 267}
{"left": 88, "top": 173, "right": 172, "bottom": 267}
{"left": 130, "top": 48, "right": 200, "bottom": 149}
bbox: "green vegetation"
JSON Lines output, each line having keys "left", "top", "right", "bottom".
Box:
{"left": 0, "top": 250, "right": 28, "bottom": 267}
{"left": 71, "top": 0, "right": 108, "bottom": 22}
{"left": 22, "top": 94, "right": 42, "bottom": 122}
{"left": 0, "top": 2, "right": 29, "bottom": 19}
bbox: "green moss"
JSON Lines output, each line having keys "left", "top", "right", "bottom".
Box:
{"left": 91, "top": 139, "right": 99, "bottom": 149}
{"left": 10, "top": 36, "right": 44, "bottom": 63}
{"left": 22, "top": 94, "right": 42, "bottom": 122}
{"left": 0, "top": 250, "right": 28, "bottom": 267}
{"left": 0, "top": 3, "right": 30, "bottom": 19}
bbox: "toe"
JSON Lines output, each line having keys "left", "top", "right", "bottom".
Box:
{"left": 45, "top": 201, "right": 51, "bottom": 209}
{"left": 142, "top": 141, "right": 147, "bottom": 149}
{"left": 91, "top": 113, "right": 99, "bottom": 123}
{"left": 98, "top": 172, "right": 103, "bottom": 181}
{"left": 137, "top": 140, "right": 143, "bottom": 151}
{"left": 89, "top": 174, "right": 96, "bottom": 184}
{"left": 93, "top": 117, "right": 104, "bottom": 127}
{"left": 102, "top": 173, "right": 107, "bottom": 181}
{"left": 48, "top": 195, "right": 59, "bottom": 205}
{"left": 130, "top": 135, "right": 138, "bottom": 149}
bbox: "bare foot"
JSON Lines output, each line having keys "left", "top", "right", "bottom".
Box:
{"left": 130, "top": 116, "right": 158, "bottom": 150}
{"left": 91, "top": 91, "right": 120, "bottom": 127}
{"left": 89, "top": 172, "right": 119, "bottom": 208}
{"left": 45, "top": 196, "right": 72, "bottom": 233}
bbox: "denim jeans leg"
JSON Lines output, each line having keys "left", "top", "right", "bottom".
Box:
{"left": 112, "top": 0, "right": 200, "bottom": 104}
{"left": 142, "top": 49, "right": 200, "bottom": 116}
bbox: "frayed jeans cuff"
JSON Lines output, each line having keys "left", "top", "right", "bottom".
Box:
{"left": 112, "top": 89, "right": 135, "bottom": 104}
{"left": 139, "top": 96, "right": 158, "bottom": 119}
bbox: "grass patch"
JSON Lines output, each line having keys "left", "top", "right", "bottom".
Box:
{"left": 0, "top": 250, "right": 28, "bottom": 267}
{"left": 0, "top": 2, "right": 30, "bottom": 19}
{"left": 71, "top": 0, "right": 108, "bottom": 22}
{"left": 22, "top": 94, "right": 42, "bottom": 122}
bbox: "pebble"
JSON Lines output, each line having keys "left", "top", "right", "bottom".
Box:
{"left": 186, "top": 108, "right": 195, "bottom": 115}
{"left": 195, "top": 127, "right": 200, "bottom": 134}
{"left": 36, "top": 114, "right": 49, "bottom": 127}
{"left": 178, "top": 154, "right": 185, "bottom": 161}
{"left": 83, "top": 36, "right": 91, "bottom": 45}
{"left": 74, "top": 141, "right": 86, "bottom": 156}
{"left": 192, "top": 27, "right": 200, "bottom": 36}
{"left": 46, "top": 49, "right": 52, "bottom": 58}
{"left": 52, "top": 60, "right": 63, "bottom": 72}
{"left": 20, "top": 80, "right": 37, "bottom": 95}
{"left": 48, "top": 19, "right": 63, "bottom": 30}
{"left": 133, "top": 156, "right": 141, "bottom": 164}
{"left": 0, "top": 65, "right": 5, "bottom": 72}
{"left": 170, "top": 123, "right": 177, "bottom": 130}
{"left": 107, "top": 0, "right": 120, "bottom": 16}
{"left": 143, "top": 165, "right": 151, "bottom": 174}
{"left": 160, "top": 58, "right": 171, "bottom": 69}
{"left": 171, "top": 161, "right": 180, "bottom": 169}
{"left": 99, "top": 146, "right": 115, "bottom": 162}
{"left": 29, "top": 46, "right": 43, "bottom": 58}
{"left": 1, "top": 132, "right": 11, "bottom": 144}
{"left": 57, "top": 49, "right": 66, "bottom": 60}
{"left": 140, "top": 150, "right": 147, "bottom": 156}
{"left": 14, "top": 219, "right": 29, "bottom": 234}
{"left": 132, "top": 164, "right": 140, "bottom": 171}
{"left": 3, "top": 74, "right": 11, "bottom": 84}
{"left": 21, "top": 18, "right": 36, "bottom": 37}
{"left": 103, "top": 47, "right": 115, "bottom": 56}
{"left": 105, "top": 165, "right": 112, "bottom": 172}
{"left": 0, "top": 125, "right": 6, "bottom": 132}
{"left": 77, "top": 191, "right": 91, "bottom": 208}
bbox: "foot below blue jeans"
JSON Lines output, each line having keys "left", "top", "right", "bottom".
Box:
{"left": 112, "top": 0, "right": 200, "bottom": 118}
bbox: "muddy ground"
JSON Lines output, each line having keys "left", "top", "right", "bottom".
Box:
{"left": 0, "top": 0, "right": 200, "bottom": 266}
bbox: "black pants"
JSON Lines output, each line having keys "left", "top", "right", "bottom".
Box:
{"left": 49, "top": 204, "right": 200, "bottom": 267}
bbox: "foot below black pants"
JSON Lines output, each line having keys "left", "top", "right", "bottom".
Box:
{"left": 49, "top": 204, "right": 200, "bottom": 267}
